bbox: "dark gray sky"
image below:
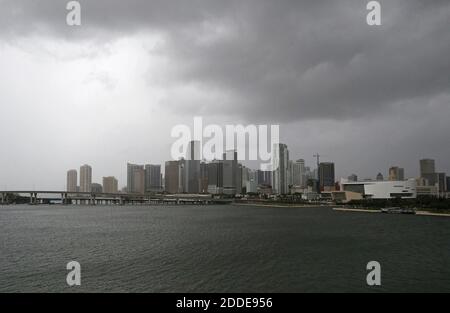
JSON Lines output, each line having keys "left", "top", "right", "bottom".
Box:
{"left": 0, "top": 0, "right": 449, "bottom": 189}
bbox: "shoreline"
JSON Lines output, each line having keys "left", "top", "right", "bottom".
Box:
{"left": 333, "top": 207, "right": 450, "bottom": 217}
{"left": 232, "top": 202, "right": 332, "bottom": 208}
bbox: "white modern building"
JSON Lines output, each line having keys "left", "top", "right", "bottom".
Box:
{"left": 340, "top": 178, "right": 417, "bottom": 199}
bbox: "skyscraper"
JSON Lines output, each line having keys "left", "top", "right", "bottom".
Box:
{"left": 437, "top": 173, "right": 447, "bottom": 196}
{"left": 79, "top": 164, "right": 92, "bottom": 193}
{"left": 185, "top": 140, "right": 201, "bottom": 193}
{"left": 207, "top": 160, "right": 224, "bottom": 194}
{"left": 165, "top": 160, "right": 181, "bottom": 194}
{"left": 292, "top": 159, "right": 306, "bottom": 187}
{"left": 67, "top": 169, "right": 78, "bottom": 192}
{"left": 127, "top": 163, "right": 145, "bottom": 194}
{"left": 420, "top": 159, "right": 436, "bottom": 176}
{"left": 223, "top": 150, "right": 238, "bottom": 195}
{"left": 389, "top": 166, "right": 405, "bottom": 181}
{"left": 272, "top": 143, "right": 289, "bottom": 194}
{"left": 319, "top": 162, "right": 335, "bottom": 191}
{"left": 145, "top": 164, "right": 161, "bottom": 192}
{"left": 420, "top": 159, "right": 437, "bottom": 186}
{"left": 103, "top": 176, "right": 118, "bottom": 193}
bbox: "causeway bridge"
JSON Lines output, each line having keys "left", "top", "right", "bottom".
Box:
{"left": 0, "top": 191, "right": 231, "bottom": 205}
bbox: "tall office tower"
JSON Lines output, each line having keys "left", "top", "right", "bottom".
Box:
{"left": 347, "top": 174, "right": 358, "bottom": 182}
{"left": 245, "top": 169, "right": 258, "bottom": 193}
{"left": 287, "top": 160, "right": 294, "bottom": 187}
{"left": 292, "top": 159, "right": 306, "bottom": 187}
{"left": 127, "top": 163, "right": 145, "bottom": 194}
{"left": 184, "top": 141, "right": 201, "bottom": 193}
{"left": 67, "top": 169, "right": 78, "bottom": 192}
{"left": 446, "top": 176, "right": 450, "bottom": 192}
{"left": 271, "top": 143, "right": 289, "bottom": 195}
{"left": 222, "top": 150, "right": 238, "bottom": 195}
{"left": 319, "top": 162, "right": 335, "bottom": 191}
{"left": 103, "top": 176, "right": 118, "bottom": 194}
{"left": 420, "top": 159, "right": 436, "bottom": 176}
{"left": 389, "top": 166, "right": 405, "bottom": 181}
{"left": 420, "top": 159, "right": 437, "bottom": 186}
{"left": 376, "top": 172, "right": 384, "bottom": 181}
{"left": 207, "top": 160, "right": 224, "bottom": 194}
{"left": 165, "top": 160, "right": 181, "bottom": 194}
{"left": 257, "top": 170, "right": 272, "bottom": 186}
{"left": 437, "top": 173, "right": 447, "bottom": 196}
{"left": 236, "top": 163, "right": 243, "bottom": 194}
{"left": 79, "top": 164, "right": 92, "bottom": 193}
{"left": 199, "top": 162, "right": 209, "bottom": 193}
{"left": 145, "top": 164, "right": 162, "bottom": 192}
{"left": 91, "top": 183, "right": 103, "bottom": 193}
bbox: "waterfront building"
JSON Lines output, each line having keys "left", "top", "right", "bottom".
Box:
{"left": 272, "top": 143, "right": 289, "bottom": 195}
{"left": 341, "top": 178, "right": 417, "bottom": 199}
{"left": 145, "top": 164, "right": 162, "bottom": 193}
{"left": 319, "top": 162, "right": 335, "bottom": 191}
{"left": 207, "top": 160, "right": 224, "bottom": 194}
{"left": 67, "top": 169, "right": 78, "bottom": 192}
{"left": 165, "top": 160, "right": 181, "bottom": 194}
{"left": 127, "top": 163, "right": 145, "bottom": 194}
{"left": 80, "top": 164, "right": 92, "bottom": 193}
{"left": 222, "top": 150, "right": 238, "bottom": 195}
{"left": 389, "top": 166, "right": 405, "bottom": 181}
{"left": 103, "top": 176, "right": 118, "bottom": 194}
{"left": 292, "top": 159, "right": 306, "bottom": 187}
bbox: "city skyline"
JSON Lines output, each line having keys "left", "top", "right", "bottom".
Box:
{"left": 60, "top": 141, "right": 447, "bottom": 197}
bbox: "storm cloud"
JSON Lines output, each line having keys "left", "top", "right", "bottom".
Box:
{"left": 0, "top": 0, "right": 449, "bottom": 188}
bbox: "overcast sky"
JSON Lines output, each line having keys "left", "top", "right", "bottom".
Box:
{"left": 0, "top": 0, "right": 449, "bottom": 190}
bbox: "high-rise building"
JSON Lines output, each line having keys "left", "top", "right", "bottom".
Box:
{"left": 165, "top": 160, "right": 181, "bottom": 194}
{"left": 420, "top": 159, "right": 437, "bottom": 186}
{"left": 145, "top": 164, "right": 162, "bottom": 192}
{"left": 272, "top": 143, "right": 289, "bottom": 194}
{"left": 184, "top": 141, "right": 201, "bottom": 193}
{"left": 446, "top": 176, "right": 450, "bottom": 193}
{"left": 79, "top": 164, "right": 92, "bottom": 193}
{"left": 292, "top": 159, "right": 306, "bottom": 187}
{"left": 437, "top": 173, "right": 447, "bottom": 196}
{"left": 223, "top": 150, "right": 238, "bottom": 195}
{"left": 103, "top": 176, "right": 118, "bottom": 194}
{"left": 199, "top": 162, "right": 209, "bottom": 193}
{"left": 420, "top": 159, "right": 436, "bottom": 176}
{"left": 389, "top": 166, "right": 405, "bottom": 181}
{"left": 236, "top": 163, "right": 243, "bottom": 195}
{"left": 127, "top": 163, "right": 145, "bottom": 194}
{"left": 207, "top": 160, "right": 224, "bottom": 194}
{"left": 319, "top": 162, "right": 335, "bottom": 191}
{"left": 67, "top": 169, "right": 78, "bottom": 192}
{"left": 257, "top": 170, "right": 272, "bottom": 186}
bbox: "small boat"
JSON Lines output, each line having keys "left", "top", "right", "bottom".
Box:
{"left": 381, "top": 207, "right": 416, "bottom": 214}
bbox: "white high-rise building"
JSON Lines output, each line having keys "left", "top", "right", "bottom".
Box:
{"left": 67, "top": 169, "right": 78, "bottom": 192}
{"left": 79, "top": 164, "right": 92, "bottom": 193}
{"left": 272, "top": 143, "right": 289, "bottom": 194}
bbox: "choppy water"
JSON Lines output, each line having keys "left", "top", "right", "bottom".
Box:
{"left": 1, "top": 204, "right": 449, "bottom": 292}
